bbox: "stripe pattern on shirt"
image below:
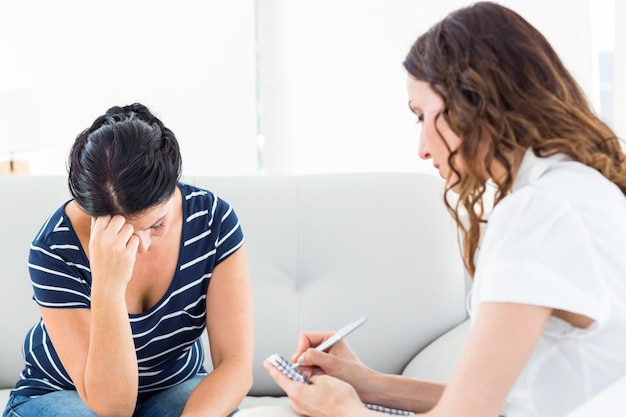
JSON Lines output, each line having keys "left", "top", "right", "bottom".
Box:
{"left": 12, "top": 183, "right": 244, "bottom": 401}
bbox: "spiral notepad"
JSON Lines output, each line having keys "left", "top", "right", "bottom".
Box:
{"left": 267, "top": 354, "right": 414, "bottom": 415}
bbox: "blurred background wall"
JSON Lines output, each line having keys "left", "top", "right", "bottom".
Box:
{"left": 0, "top": 0, "right": 618, "bottom": 176}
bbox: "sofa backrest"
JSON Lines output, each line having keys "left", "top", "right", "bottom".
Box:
{"left": 189, "top": 173, "right": 467, "bottom": 395}
{"left": 0, "top": 173, "right": 467, "bottom": 396}
{"left": 0, "top": 176, "right": 71, "bottom": 389}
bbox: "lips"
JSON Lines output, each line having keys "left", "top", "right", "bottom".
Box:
{"left": 434, "top": 164, "right": 445, "bottom": 179}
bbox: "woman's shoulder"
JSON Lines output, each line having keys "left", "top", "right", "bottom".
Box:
{"left": 29, "top": 202, "right": 88, "bottom": 281}
{"left": 178, "top": 182, "right": 235, "bottom": 213}
{"left": 525, "top": 154, "right": 620, "bottom": 198}
{"left": 178, "top": 182, "right": 215, "bottom": 203}
{"left": 32, "top": 202, "right": 76, "bottom": 245}
{"left": 177, "top": 182, "right": 240, "bottom": 237}
{"left": 500, "top": 155, "right": 624, "bottom": 219}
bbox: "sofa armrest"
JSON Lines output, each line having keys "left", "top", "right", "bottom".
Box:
{"left": 401, "top": 319, "right": 470, "bottom": 383}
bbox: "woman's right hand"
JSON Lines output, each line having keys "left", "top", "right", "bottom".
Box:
{"left": 291, "top": 331, "right": 375, "bottom": 396}
{"left": 89, "top": 215, "right": 139, "bottom": 290}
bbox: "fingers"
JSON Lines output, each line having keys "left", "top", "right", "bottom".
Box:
{"left": 265, "top": 360, "right": 317, "bottom": 416}
{"left": 91, "top": 215, "right": 138, "bottom": 256}
{"left": 291, "top": 331, "right": 335, "bottom": 363}
{"left": 89, "top": 215, "right": 139, "bottom": 289}
{"left": 296, "top": 348, "right": 338, "bottom": 374}
{"left": 264, "top": 360, "right": 364, "bottom": 417}
{"left": 263, "top": 360, "right": 301, "bottom": 396}
{"left": 92, "top": 215, "right": 135, "bottom": 245}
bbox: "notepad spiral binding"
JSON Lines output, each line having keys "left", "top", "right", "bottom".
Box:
{"left": 267, "top": 354, "right": 414, "bottom": 415}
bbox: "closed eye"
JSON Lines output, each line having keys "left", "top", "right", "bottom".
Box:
{"left": 151, "top": 222, "right": 165, "bottom": 231}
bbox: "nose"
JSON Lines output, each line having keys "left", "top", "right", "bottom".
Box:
{"left": 134, "top": 232, "right": 151, "bottom": 253}
{"left": 418, "top": 134, "right": 431, "bottom": 160}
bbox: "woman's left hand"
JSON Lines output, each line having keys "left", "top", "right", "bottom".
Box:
{"left": 263, "top": 359, "right": 369, "bottom": 417}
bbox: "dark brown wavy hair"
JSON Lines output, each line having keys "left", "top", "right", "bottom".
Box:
{"left": 403, "top": 2, "right": 626, "bottom": 277}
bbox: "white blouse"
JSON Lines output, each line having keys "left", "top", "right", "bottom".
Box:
{"left": 470, "top": 151, "right": 626, "bottom": 416}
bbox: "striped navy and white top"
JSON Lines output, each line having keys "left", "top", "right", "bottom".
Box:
{"left": 11, "top": 183, "right": 244, "bottom": 400}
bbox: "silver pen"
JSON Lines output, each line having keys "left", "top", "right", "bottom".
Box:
{"left": 293, "top": 315, "right": 369, "bottom": 368}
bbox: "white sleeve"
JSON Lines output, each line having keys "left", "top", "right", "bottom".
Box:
{"left": 473, "top": 186, "right": 610, "bottom": 325}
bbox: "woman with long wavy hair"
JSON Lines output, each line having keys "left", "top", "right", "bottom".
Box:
{"left": 261, "top": 2, "right": 626, "bottom": 416}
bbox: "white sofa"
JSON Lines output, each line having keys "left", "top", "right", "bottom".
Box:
{"left": 2, "top": 173, "right": 625, "bottom": 416}
{"left": 0, "top": 173, "right": 471, "bottom": 411}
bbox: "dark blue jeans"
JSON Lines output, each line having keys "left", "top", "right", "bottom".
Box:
{"left": 3, "top": 374, "right": 239, "bottom": 417}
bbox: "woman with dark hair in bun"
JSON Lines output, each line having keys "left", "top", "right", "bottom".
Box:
{"left": 3, "top": 103, "right": 253, "bottom": 417}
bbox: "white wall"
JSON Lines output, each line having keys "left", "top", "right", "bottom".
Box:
{"left": 0, "top": 1, "right": 601, "bottom": 176}
{"left": 0, "top": 1, "right": 258, "bottom": 175}
{"left": 257, "top": 0, "right": 594, "bottom": 175}
{"left": 614, "top": 0, "right": 625, "bottom": 139}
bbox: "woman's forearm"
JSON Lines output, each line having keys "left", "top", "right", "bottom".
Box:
{"left": 83, "top": 285, "right": 138, "bottom": 417}
{"left": 358, "top": 370, "right": 444, "bottom": 414}
{"left": 181, "top": 356, "right": 253, "bottom": 417}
